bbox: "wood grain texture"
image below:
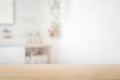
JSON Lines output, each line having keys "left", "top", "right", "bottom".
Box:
{"left": 0, "top": 65, "right": 120, "bottom": 80}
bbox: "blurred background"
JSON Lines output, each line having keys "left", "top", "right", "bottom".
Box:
{"left": 0, "top": 0, "right": 120, "bottom": 64}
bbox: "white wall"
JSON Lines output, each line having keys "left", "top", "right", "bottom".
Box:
{"left": 0, "top": 0, "right": 38, "bottom": 37}
{"left": 58, "top": 0, "right": 120, "bottom": 64}
{"left": 37, "top": 0, "right": 51, "bottom": 43}
{"left": 0, "top": 0, "right": 51, "bottom": 43}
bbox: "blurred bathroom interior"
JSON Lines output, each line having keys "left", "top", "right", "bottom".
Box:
{"left": 0, "top": 0, "right": 120, "bottom": 64}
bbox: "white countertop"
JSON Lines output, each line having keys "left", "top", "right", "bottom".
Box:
{"left": 0, "top": 38, "right": 26, "bottom": 47}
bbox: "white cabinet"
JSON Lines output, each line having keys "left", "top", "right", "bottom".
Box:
{"left": 0, "top": 47, "right": 25, "bottom": 64}
{"left": 0, "top": 39, "right": 26, "bottom": 64}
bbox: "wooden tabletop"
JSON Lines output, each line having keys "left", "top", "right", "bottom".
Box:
{"left": 0, "top": 65, "right": 120, "bottom": 80}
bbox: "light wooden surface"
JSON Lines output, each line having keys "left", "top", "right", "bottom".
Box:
{"left": 0, "top": 65, "right": 120, "bottom": 80}
{"left": 26, "top": 44, "right": 50, "bottom": 48}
